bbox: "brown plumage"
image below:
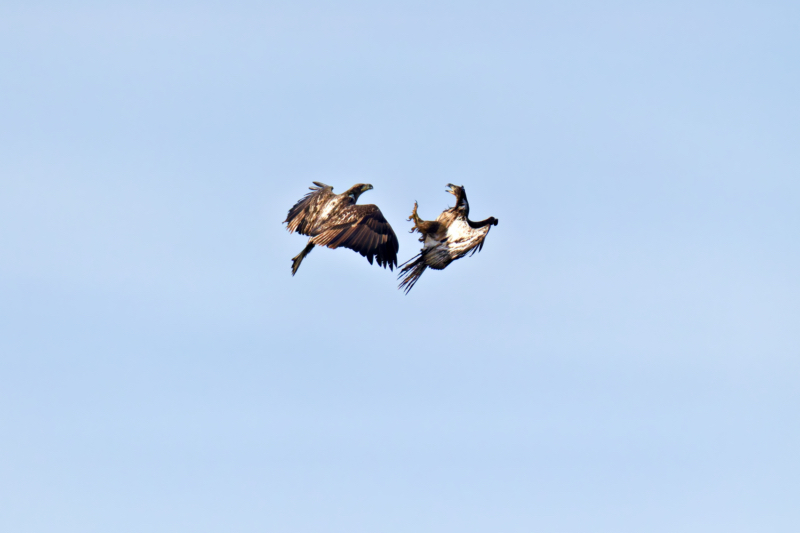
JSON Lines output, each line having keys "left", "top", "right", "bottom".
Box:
{"left": 398, "top": 184, "right": 498, "bottom": 293}
{"left": 284, "top": 182, "right": 399, "bottom": 275}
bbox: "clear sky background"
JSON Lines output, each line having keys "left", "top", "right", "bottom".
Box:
{"left": 1, "top": 1, "right": 798, "bottom": 532}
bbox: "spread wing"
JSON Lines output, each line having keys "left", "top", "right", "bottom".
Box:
{"left": 443, "top": 217, "right": 491, "bottom": 260}
{"left": 310, "top": 204, "right": 399, "bottom": 270}
{"left": 415, "top": 217, "right": 490, "bottom": 269}
{"left": 284, "top": 182, "right": 334, "bottom": 235}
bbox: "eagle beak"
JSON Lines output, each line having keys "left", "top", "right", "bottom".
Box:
{"left": 446, "top": 183, "right": 457, "bottom": 195}
{"left": 363, "top": 184, "right": 373, "bottom": 192}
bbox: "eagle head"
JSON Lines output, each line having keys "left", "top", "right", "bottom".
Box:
{"left": 346, "top": 183, "right": 373, "bottom": 202}
{"left": 446, "top": 183, "right": 469, "bottom": 212}
{"left": 445, "top": 183, "right": 462, "bottom": 196}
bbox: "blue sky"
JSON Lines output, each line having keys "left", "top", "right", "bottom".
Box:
{"left": 1, "top": 2, "right": 798, "bottom": 532}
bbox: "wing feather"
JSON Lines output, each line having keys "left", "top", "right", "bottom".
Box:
{"left": 310, "top": 204, "right": 398, "bottom": 269}
{"left": 284, "top": 182, "right": 334, "bottom": 235}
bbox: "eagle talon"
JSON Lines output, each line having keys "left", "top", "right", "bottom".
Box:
{"left": 407, "top": 201, "right": 421, "bottom": 222}
{"left": 408, "top": 201, "right": 424, "bottom": 234}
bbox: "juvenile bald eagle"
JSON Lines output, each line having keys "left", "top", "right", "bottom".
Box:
{"left": 284, "top": 182, "right": 399, "bottom": 275}
{"left": 398, "top": 184, "right": 498, "bottom": 293}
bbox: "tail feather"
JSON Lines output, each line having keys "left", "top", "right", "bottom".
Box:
{"left": 397, "top": 253, "right": 427, "bottom": 294}
{"left": 291, "top": 243, "right": 315, "bottom": 276}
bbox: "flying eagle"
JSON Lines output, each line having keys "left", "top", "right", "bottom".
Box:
{"left": 398, "top": 184, "right": 498, "bottom": 293}
{"left": 284, "top": 182, "right": 399, "bottom": 275}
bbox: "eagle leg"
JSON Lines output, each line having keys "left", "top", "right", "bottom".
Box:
{"left": 291, "top": 242, "right": 315, "bottom": 276}
{"left": 408, "top": 202, "right": 441, "bottom": 242}
{"left": 408, "top": 201, "right": 422, "bottom": 223}
{"left": 408, "top": 201, "right": 424, "bottom": 234}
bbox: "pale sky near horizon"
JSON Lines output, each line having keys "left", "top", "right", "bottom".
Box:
{"left": 1, "top": 2, "right": 799, "bottom": 532}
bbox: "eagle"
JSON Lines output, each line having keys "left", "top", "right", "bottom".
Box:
{"left": 398, "top": 183, "right": 498, "bottom": 293}
{"left": 284, "top": 182, "right": 399, "bottom": 275}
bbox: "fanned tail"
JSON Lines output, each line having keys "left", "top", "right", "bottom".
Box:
{"left": 397, "top": 253, "right": 427, "bottom": 294}
{"left": 291, "top": 243, "right": 314, "bottom": 276}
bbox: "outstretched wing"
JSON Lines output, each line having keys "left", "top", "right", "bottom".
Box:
{"left": 444, "top": 217, "right": 491, "bottom": 261}
{"left": 310, "top": 204, "right": 399, "bottom": 270}
{"left": 284, "top": 182, "right": 334, "bottom": 235}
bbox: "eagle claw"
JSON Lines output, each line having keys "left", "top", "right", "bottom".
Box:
{"left": 408, "top": 201, "right": 423, "bottom": 234}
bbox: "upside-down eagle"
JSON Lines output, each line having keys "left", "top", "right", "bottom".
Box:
{"left": 398, "top": 184, "right": 498, "bottom": 293}
{"left": 284, "top": 182, "right": 399, "bottom": 275}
